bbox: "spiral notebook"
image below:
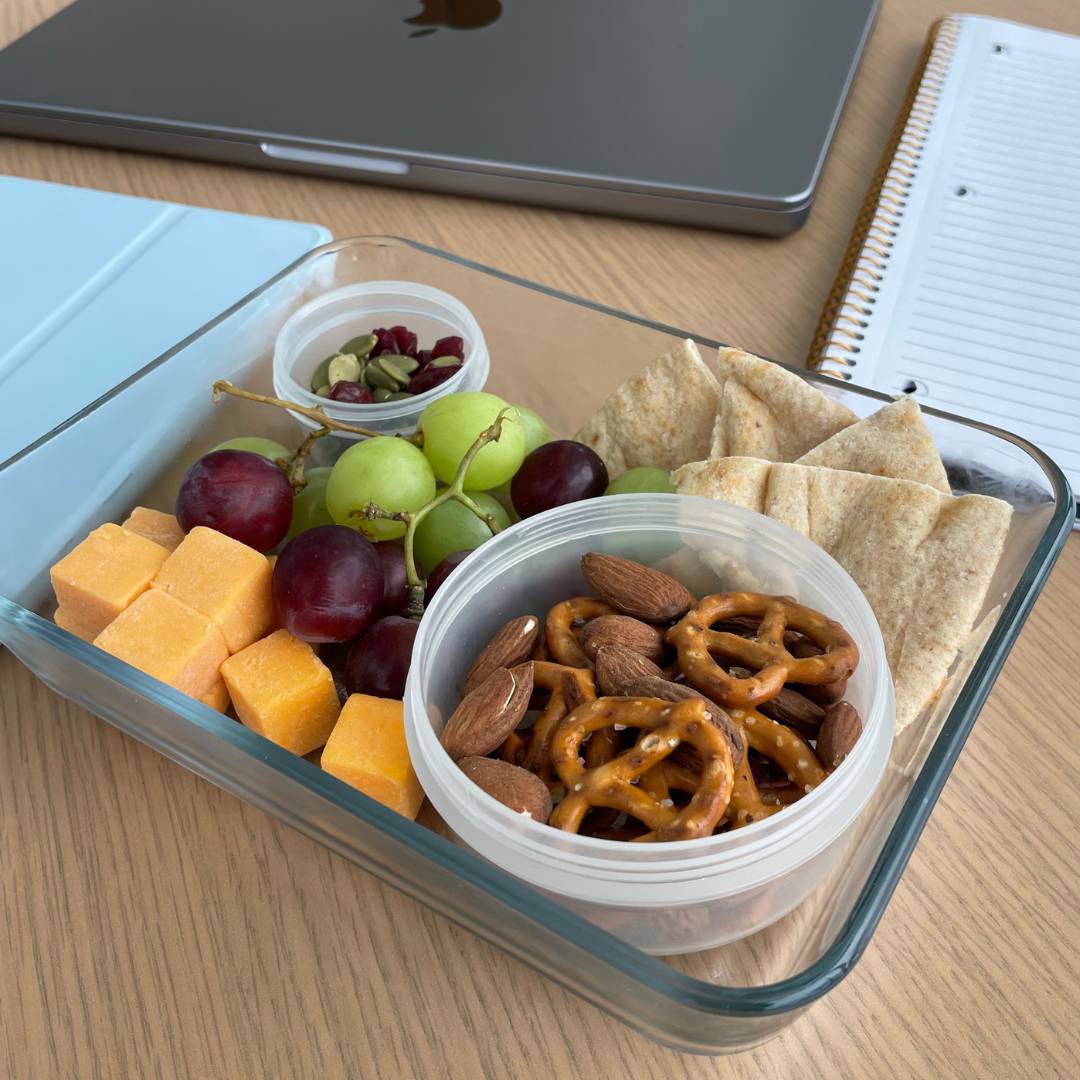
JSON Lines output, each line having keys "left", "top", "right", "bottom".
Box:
{"left": 809, "top": 14, "right": 1080, "bottom": 504}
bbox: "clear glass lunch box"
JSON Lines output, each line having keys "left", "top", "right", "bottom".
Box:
{"left": 0, "top": 238, "right": 1071, "bottom": 1054}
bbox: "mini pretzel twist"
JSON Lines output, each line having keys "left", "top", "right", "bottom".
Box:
{"left": 544, "top": 597, "right": 614, "bottom": 668}
{"left": 652, "top": 729, "right": 782, "bottom": 830}
{"left": 668, "top": 592, "right": 859, "bottom": 708}
{"left": 730, "top": 707, "right": 828, "bottom": 795}
{"left": 549, "top": 697, "right": 734, "bottom": 842}
{"left": 499, "top": 662, "right": 596, "bottom": 788}
{"left": 727, "top": 727, "right": 784, "bottom": 828}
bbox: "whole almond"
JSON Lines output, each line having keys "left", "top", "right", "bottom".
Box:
{"left": 579, "top": 614, "right": 667, "bottom": 664}
{"left": 593, "top": 645, "right": 666, "bottom": 696}
{"left": 621, "top": 676, "right": 743, "bottom": 765}
{"left": 440, "top": 664, "right": 534, "bottom": 761}
{"left": 462, "top": 615, "right": 541, "bottom": 695}
{"left": 729, "top": 666, "right": 825, "bottom": 733}
{"left": 758, "top": 688, "right": 826, "bottom": 733}
{"left": 815, "top": 700, "right": 862, "bottom": 769}
{"left": 458, "top": 757, "right": 554, "bottom": 822}
{"left": 785, "top": 638, "right": 849, "bottom": 705}
{"left": 581, "top": 552, "right": 695, "bottom": 624}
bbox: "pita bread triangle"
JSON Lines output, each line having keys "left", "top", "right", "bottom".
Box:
{"left": 671, "top": 456, "right": 1012, "bottom": 731}
{"left": 708, "top": 347, "right": 857, "bottom": 461}
{"left": 574, "top": 339, "right": 722, "bottom": 474}
{"left": 796, "top": 396, "right": 950, "bottom": 493}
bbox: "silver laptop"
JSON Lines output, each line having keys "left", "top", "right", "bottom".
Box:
{"left": 0, "top": 0, "right": 877, "bottom": 235}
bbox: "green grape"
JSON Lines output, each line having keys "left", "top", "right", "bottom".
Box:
{"left": 605, "top": 467, "right": 676, "bottom": 496}
{"left": 516, "top": 405, "right": 552, "bottom": 454}
{"left": 212, "top": 436, "right": 291, "bottom": 463}
{"left": 413, "top": 492, "right": 510, "bottom": 573}
{"left": 491, "top": 404, "right": 552, "bottom": 495}
{"left": 418, "top": 392, "right": 526, "bottom": 488}
{"left": 286, "top": 466, "right": 334, "bottom": 541}
{"left": 326, "top": 437, "right": 436, "bottom": 541}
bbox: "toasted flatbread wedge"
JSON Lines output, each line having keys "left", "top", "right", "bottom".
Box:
{"left": 672, "top": 456, "right": 1012, "bottom": 731}
{"left": 796, "top": 396, "right": 950, "bottom": 493}
{"left": 574, "top": 339, "right": 722, "bottom": 474}
{"left": 708, "top": 347, "right": 856, "bottom": 461}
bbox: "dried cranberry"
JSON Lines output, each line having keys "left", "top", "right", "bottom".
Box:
{"left": 409, "top": 363, "right": 462, "bottom": 395}
{"left": 391, "top": 325, "right": 419, "bottom": 358}
{"left": 432, "top": 335, "right": 465, "bottom": 361}
{"left": 329, "top": 380, "right": 374, "bottom": 404}
{"left": 370, "top": 327, "right": 397, "bottom": 357}
{"left": 415, "top": 348, "right": 433, "bottom": 367}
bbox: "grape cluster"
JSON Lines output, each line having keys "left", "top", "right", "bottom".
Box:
{"left": 177, "top": 387, "right": 678, "bottom": 701}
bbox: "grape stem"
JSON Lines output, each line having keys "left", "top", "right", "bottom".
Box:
{"left": 285, "top": 427, "right": 329, "bottom": 492}
{"left": 356, "top": 410, "right": 513, "bottom": 618}
{"left": 211, "top": 380, "right": 423, "bottom": 444}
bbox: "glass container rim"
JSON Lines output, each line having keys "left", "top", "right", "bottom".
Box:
{"left": 1, "top": 235, "right": 1073, "bottom": 1021}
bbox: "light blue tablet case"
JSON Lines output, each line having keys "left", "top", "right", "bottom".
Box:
{"left": 0, "top": 176, "right": 330, "bottom": 463}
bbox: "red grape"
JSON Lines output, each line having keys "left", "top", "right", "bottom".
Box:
{"left": 344, "top": 615, "right": 418, "bottom": 699}
{"left": 374, "top": 540, "right": 409, "bottom": 615}
{"left": 176, "top": 449, "right": 293, "bottom": 551}
{"left": 329, "top": 380, "right": 374, "bottom": 404}
{"left": 510, "top": 440, "right": 608, "bottom": 520}
{"left": 273, "top": 525, "right": 384, "bottom": 642}
{"left": 425, "top": 549, "right": 470, "bottom": 605}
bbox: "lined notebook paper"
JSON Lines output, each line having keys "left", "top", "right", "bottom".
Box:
{"left": 811, "top": 14, "right": 1080, "bottom": 496}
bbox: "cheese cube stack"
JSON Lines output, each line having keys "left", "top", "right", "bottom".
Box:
{"left": 50, "top": 523, "right": 170, "bottom": 641}
{"left": 94, "top": 589, "right": 229, "bottom": 699}
{"left": 221, "top": 629, "right": 340, "bottom": 755}
{"left": 153, "top": 526, "right": 273, "bottom": 653}
{"left": 322, "top": 695, "right": 424, "bottom": 820}
{"left": 121, "top": 506, "right": 186, "bottom": 553}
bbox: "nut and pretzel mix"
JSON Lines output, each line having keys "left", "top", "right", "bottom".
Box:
{"left": 440, "top": 552, "right": 865, "bottom": 843}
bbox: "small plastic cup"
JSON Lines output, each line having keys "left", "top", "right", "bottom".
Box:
{"left": 404, "top": 494, "right": 895, "bottom": 955}
{"left": 272, "top": 280, "right": 489, "bottom": 437}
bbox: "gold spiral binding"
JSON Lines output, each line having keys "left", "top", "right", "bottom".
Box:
{"left": 809, "top": 15, "right": 962, "bottom": 380}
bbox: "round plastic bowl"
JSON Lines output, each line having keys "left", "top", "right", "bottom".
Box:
{"left": 272, "top": 280, "right": 489, "bottom": 437}
{"left": 404, "top": 494, "right": 895, "bottom": 955}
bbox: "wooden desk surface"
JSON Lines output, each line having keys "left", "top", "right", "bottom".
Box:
{"left": 3, "top": 1, "right": 1078, "bottom": 1076}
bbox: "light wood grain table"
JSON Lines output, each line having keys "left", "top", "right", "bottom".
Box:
{"left": 2, "top": 1, "right": 1078, "bottom": 1076}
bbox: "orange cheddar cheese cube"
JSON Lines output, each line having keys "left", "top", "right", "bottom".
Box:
{"left": 152, "top": 526, "right": 272, "bottom": 653}
{"left": 122, "top": 506, "right": 186, "bottom": 552}
{"left": 220, "top": 629, "right": 340, "bottom": 755}
{"left": 94, "top": 589, "right": 228, "bottom": 699}
{"left": 53, "top": 604, "right": 104, "bottom": 643}
{"left": 199, "top": 677, "right": 231, "bottom": 713}
{"left": 322, "top": 695, "right": 424, "bottom": 819}
{"left": 50, "top": 523, "right": 170, "bottom": 641}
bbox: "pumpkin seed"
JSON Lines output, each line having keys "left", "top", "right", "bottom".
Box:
{"left": 378, "top": 353, "right": 420, "bottom": 377}
{"left": 310, "top": 354, "right": 335, "bottom": 391}
{"left": 327, "top": 352, "right": 362, "bottom": 386}
{"left": 385, "top": 390, "right": 413, "bottom": 401}
{"left": 315, "top": 385, "right": 332, "bottom": 398}
{"left": 429, "top": 355, "right": 462, "bottom": 369}
{"left": 374, "top": 356, "right": 413, "bottom": 388}
{"left": 372, "top": 386, "right": 393, "bottom": 402}
{"left": 364, "top": 363, "right": 399, "bottom": 390}
{"left": 339, "top": 333, "right": 377, "bottom": 359}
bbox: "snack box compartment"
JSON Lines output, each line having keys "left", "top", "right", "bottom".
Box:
{"left": 0, "top": 237, "right": 1071, "bottom": 1054}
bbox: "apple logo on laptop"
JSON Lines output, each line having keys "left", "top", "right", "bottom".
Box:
{"left": 405, "top": 0, "right": 502, "bottom": 37}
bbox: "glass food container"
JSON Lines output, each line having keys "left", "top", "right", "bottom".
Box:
{"left": 0, "top": 238, "right": 1071, "bottom": 1055}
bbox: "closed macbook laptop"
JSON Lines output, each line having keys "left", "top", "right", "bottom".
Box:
{"left": 0, "top": 0, "right": 878, "bottom": 234}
